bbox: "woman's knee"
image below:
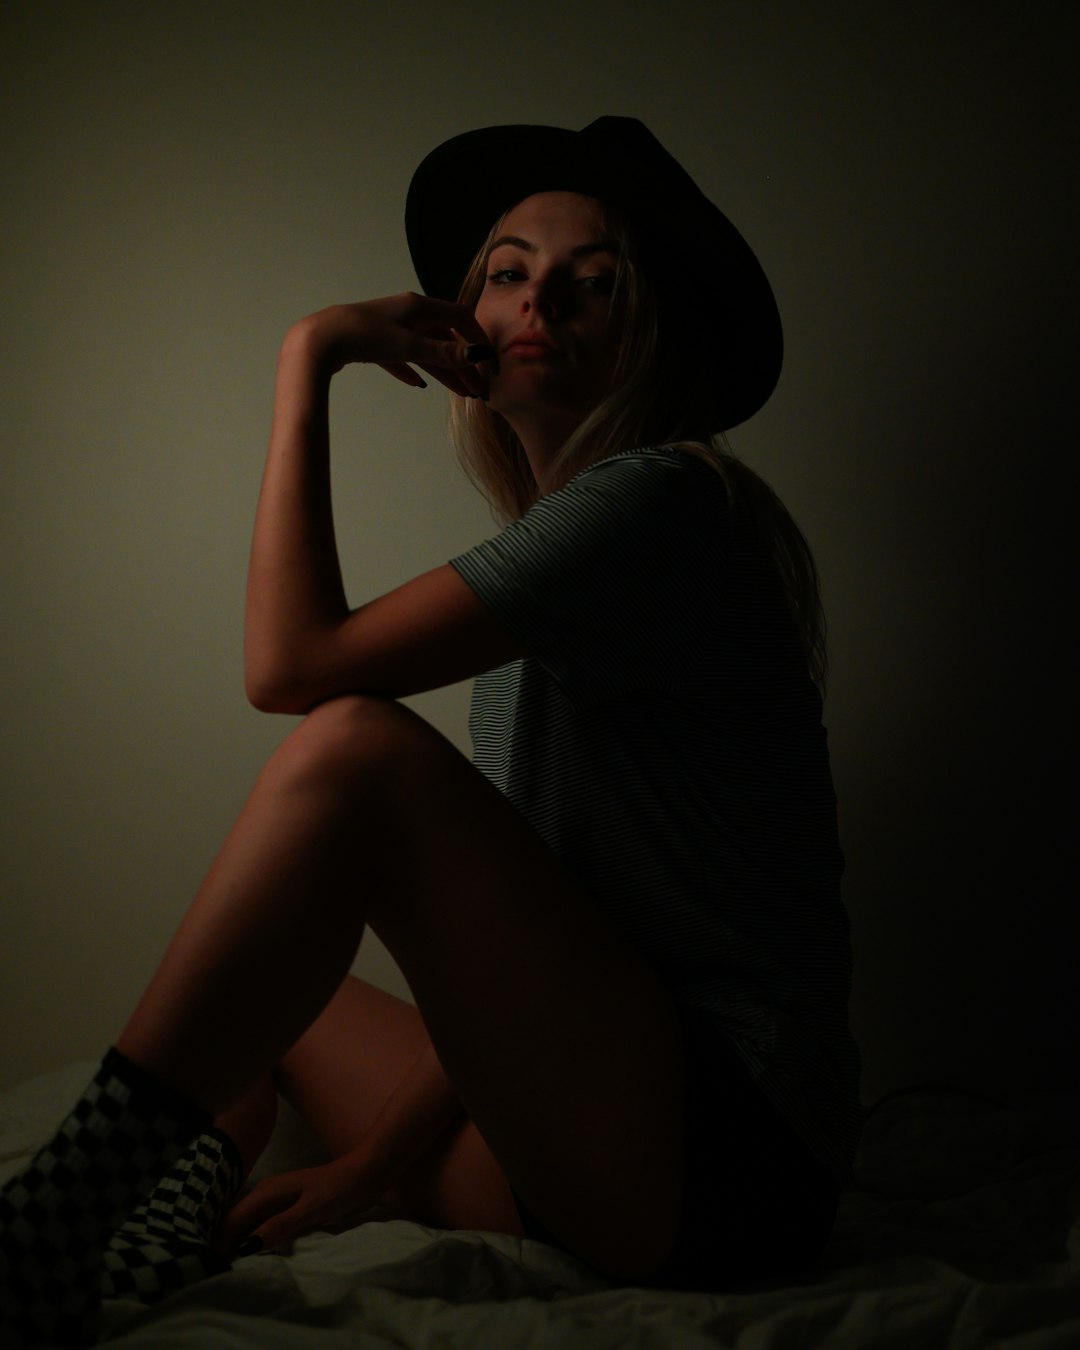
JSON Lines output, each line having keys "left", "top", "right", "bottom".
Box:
{"left": 269, "top": 695, "right": 419, "bottom": 798}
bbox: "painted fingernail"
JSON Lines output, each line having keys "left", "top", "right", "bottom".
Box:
{"left": 465, "top": 343, "right": 496, "bottom": 364}
{"left": 236, "top": 1236, "right": 265, "bottom": 1257}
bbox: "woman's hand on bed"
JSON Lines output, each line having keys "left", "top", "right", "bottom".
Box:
{"left": 219, "top": 1154, "right": 388, "bottom": 1253}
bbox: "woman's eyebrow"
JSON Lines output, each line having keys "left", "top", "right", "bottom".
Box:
{"left": 571, "top": 240, "right": 617, "bottom": 258}
{"left": 487, "top": 236, "right": 618, "bottom": 258}
{"left": 488, "top": 234, "right": 534, "bottom": 253}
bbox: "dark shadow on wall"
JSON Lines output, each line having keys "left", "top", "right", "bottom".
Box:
{"left": 845, "top": 241, "right": 1078, "bottom": 1105}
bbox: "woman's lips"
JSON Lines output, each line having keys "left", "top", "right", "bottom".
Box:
{"left": 503, "top": 330, "right": 560, "bottom": 359}
{"left": 505, "top": 341, "right": 559, "bottom": 358}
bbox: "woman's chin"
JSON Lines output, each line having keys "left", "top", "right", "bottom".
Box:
{"left": 489, "top": 377, "right": 594, "bottom": 428}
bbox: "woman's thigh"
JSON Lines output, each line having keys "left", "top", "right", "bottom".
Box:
{"left": 275, "top": 976, "right": 432, "bottom": 1155}
{"left": 273, "top": 975, "right": 525, "bottom": 1235}
{"left": 289, "top": 695, "right": 684, "bottom": 1280}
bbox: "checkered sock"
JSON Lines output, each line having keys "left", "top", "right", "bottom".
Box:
{"left": 0, "top": 1048, "right": 210, "bottom": 1348}
{"left": 101, "top": 1126, "right": 243, "bottom": 1304}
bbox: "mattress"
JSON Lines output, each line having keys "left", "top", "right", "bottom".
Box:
{"left": 2, "top": 1063, "right": 1078, "bottom": 1348}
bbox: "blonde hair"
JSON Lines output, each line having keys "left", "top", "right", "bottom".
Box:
{"left": 447, "top": 202, "right": 828, "bottom": 688}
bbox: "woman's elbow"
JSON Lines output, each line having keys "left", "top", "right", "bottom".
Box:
{"left": 246, "top": 679, "right": 288, "bottom": 715}
{"left": 244, "top": 638, "right": 388, "bottom": 712}
{"left": 245, "top": 666, "right": 313, "bottom": 715}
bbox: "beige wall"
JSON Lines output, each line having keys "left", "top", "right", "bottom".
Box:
{"left": 1, "top": 2, "right": 1074, "bottom": 1106}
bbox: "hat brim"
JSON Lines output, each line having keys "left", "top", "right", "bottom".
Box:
{"left": 405, "top": 118, "right": 782, "bottom": 429}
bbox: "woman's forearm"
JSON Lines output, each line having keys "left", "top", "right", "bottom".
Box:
{"left": 244, "top": 298, "right": 491, "bottom": 713}
{"left": 244, "top": 321, "right": 350, "bottom": 712}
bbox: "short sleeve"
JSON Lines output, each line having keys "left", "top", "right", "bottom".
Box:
{"left": 449, "top": 448, "right": 728, "bottom": 706}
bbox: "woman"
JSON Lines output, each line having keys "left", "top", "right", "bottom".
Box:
{"left": 1, "top": 118, "right": 860, "bottom": 1347}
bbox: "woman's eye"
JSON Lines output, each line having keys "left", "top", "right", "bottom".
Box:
{"left": 580, "top": 274, "right": 615, "bottom": 295}
{"left": 487, "top": 268, "right": 524, "bottom": 285}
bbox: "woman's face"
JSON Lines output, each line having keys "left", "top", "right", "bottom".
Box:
{"left": 473, "top": 191, "right": 623, "bottom": 440}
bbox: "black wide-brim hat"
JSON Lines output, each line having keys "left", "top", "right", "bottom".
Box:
{"left": 406, "top": 116, "right": 782, "bottom": 430}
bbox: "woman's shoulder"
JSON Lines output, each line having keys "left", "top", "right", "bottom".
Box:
{"left": 558, "top": 445, "right": 727, "bottom": 515}
{"left": 572, "top": 444, "right": 718, "bottom": 483}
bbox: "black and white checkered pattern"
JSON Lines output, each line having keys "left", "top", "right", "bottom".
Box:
{"left": 101, "top": 1235, "right": 232, "bottom": 1304}
{"left": 0, "top": 1048, "right": 209, "bottom": 1348}
{"left": 101, "top": 1127, "right": 242, "bottom": 1304}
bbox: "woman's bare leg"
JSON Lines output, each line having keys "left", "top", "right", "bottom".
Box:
{"left": 272, "top": 977, "right": 438, "bottom": 1156}
{"left": 215, "top": 1074, "right": 279, "bottom": 1178}
{"left": 117, "top": 695, "right": 683, "bottom": 1279}
{"left": 271, "top": 976, "right": 524, "bottom": 1233}
{"left": 214, "top": 976, "right": 524, "bottom": 1239}
{"left": 212, "top": 976, "right": 441, "bottom": 1184}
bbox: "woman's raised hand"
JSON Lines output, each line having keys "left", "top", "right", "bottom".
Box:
{"left": 284, "top": 293, "right": 496, "bottom": 398}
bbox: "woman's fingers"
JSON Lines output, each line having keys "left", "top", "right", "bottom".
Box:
{"left": 381, "top": 331, "right": 496, "bottom": 398}
{"left": 367, "top": 295, "right": 494, "bottom": 395}
{"left": 221, "top": 1159, "right": 387, "bottom": 1254}
{"left": 219, "top": 1174, "right": 302, "bottom": 1250}
{"left": 251, "top": 1201, "right": 310, "bottom": 1253}
{"left": 410, "top": 331, "right": 495, "bottom": 398}
{"left": 378, "top": 361, "right": 482, "bottom": 399}
{"left": 450, "top": 329, "right": 499, "bottom": 394}
{"left": 377, "top": 361, "right": 429, "bottom": 390}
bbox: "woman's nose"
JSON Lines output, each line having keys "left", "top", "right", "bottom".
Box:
{"left": 521, "top": 275, "right": 561, "bottom": 317}
{"left": 521, "top": 292, "right": 555, "bottom": 318}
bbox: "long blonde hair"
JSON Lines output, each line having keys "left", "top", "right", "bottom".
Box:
{"left": 447, "top": 202, "right": 829, "bottom": 689}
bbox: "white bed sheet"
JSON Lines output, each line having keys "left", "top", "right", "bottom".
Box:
{"left": 3, "top": 1064, "right": 1078, "bottom": 1348}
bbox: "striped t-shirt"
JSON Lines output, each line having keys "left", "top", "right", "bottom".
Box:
{"left": 449, "top": 446, "right": 861, "bottom": 1177}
